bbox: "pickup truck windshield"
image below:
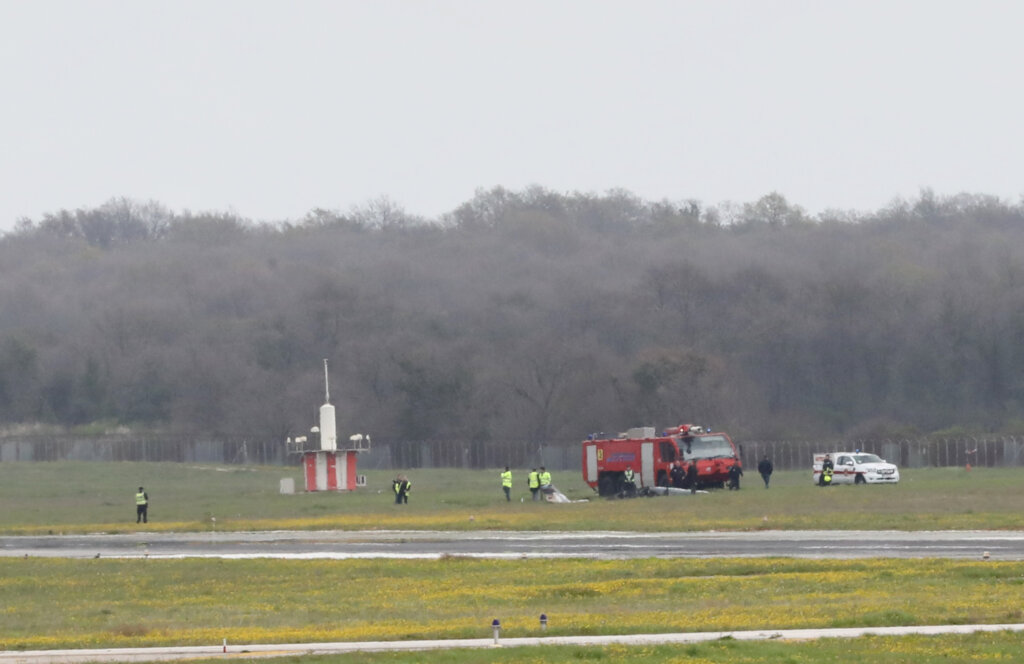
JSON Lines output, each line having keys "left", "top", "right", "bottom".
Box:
{"left": 853, "top": 453, "right": 884, "bottom": 463}
{"left": 682, "top": 435, "right": 735, "bottom": 460}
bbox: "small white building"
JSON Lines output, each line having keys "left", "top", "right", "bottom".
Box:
{"left": 286, "top": 360, "right": 370, "bottom": 491}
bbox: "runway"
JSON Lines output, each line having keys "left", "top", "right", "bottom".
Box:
{"left": 3, "top": 529, "right": 1023, "bottom": 560}
{"left": 4, "top": 623, "right": 1024, "bottom": 664}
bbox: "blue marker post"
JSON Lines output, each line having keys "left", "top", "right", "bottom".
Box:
{"left": 492, "top": 618, "right": 501, "bottom": 645}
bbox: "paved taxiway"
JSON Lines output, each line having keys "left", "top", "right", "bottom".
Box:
{"left": 3, "top": 529, "right": 1024, "bottom": 560}
{"left": 4, "top": 624, "right": 1024, "bottom": 663}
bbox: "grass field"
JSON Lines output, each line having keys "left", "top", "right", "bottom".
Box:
{"left": 2, "top": 461, "right": 1024, "bottom": 662}
{"left": 0, "top": 461, "right": 1023, "bottom": 533}
{"left": 3, "top": 556, "right": 1024, "bottom": 651}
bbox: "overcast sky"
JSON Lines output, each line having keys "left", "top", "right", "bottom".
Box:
{"left": 1, "top": 0, "right": 1022, "bottom": 229}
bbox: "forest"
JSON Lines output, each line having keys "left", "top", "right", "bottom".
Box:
{"left": 2, "top": 187, "right": 1024, "bottom": 455}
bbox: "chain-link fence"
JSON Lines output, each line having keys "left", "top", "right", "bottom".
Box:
{"left": 735, "top": 437, "right": 1023, "bottom": 471}
{"left": 3, "top": 434, "right": 1024, "bottom": 472}
{"left": 0, "top": 435, "right": 288, "bottom": 465}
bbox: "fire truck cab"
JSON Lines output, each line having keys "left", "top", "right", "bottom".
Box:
{"left": 582, "top": 424, "right": 741, "bottom": 496}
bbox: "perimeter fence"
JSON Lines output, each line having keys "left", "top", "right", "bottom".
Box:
{"left": 2, "top": 434, "right": 1023, "bottom": 472}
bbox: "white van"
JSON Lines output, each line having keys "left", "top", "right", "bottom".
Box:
{"left": 813, "top": 452, "right": 900, "bottom": 485}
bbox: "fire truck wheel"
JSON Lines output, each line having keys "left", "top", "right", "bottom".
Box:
{"left": 598, "top": 476, "right": 616, "bottom": 496}
{"left": 656, "top": 470, "right": 668, "bottom": 487}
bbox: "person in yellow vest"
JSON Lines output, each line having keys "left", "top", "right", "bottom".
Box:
{"left": 819, "top": 455, "right": 834, "bottom": 487}
{"left": 393, "top": 474, "right": 411, "bottom": 504}
{"left": 528, "top": 468, "right": 541, "bottom": 501}
{"left": 623, "top": 466, "right": 637, "bottom": 496}
{"left": 539, "top": 467, "right": 552, "bottom": 491}
{"left": 135, "top": 486, "right": 149, "bottom": 523}
{"left": 500, "top": 466, "right": 513, "bottom": 501}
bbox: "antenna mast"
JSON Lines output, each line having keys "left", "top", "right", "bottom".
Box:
{"left": 323, "top": 358, "right": 330, "bottom": 403}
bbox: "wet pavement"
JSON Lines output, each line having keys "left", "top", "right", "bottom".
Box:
{"left": 3, "top": 623, "right": 1024, "bottom": 663}
{"left": 3, "top": 529, "right": 1024, "bottom": 560}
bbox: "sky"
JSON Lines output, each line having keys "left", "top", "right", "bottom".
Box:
{"left": 1, "top": 0, "right": 1023, "bottom": 229}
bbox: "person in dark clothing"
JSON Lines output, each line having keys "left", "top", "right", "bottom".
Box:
{"left": 685, "top": 462, "right": 699, "bottom": 493}
{"left": 757, "top": 456, "right": 774, "bottom": 488}
{"left": 670, "top": 462, "right": 685, "bottom": 489}
{"left": 727, "top": 463, "right": 743, "bottom": 490}
{"left": 681, "top": 434, "right": 693, "bottom": 455}
{"left": 135, "top": 487, "right": 149, "bottom": 523}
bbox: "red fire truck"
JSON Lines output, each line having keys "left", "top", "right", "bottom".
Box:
{"left": 582, "top": 424, "right": 742, "bottom": 496}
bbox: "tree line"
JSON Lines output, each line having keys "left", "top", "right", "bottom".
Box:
{"left": 2, "top": 188, "right": 1023, "bottom": 455}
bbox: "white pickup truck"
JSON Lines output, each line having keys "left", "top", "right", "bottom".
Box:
{"left": 812, "top": 452, "right": 900, "bottom": 485}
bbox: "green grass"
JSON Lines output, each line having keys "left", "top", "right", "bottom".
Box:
{"left": 3, "top": 556, "right": 1024, "bottom": 651}
{"left": 3, "top": 462, "right": 1023, "bottom": 661}
{"left": 0, "top": 461, "right": 1021, "bottom": 533}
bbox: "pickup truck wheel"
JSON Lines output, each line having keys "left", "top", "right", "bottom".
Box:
{"left": 854, "top": 474, "right": 866, "bottom": 485}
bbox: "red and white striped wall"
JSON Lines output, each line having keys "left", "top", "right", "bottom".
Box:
{"left": 302, "top": 450, "right": 358, "bottom": 491}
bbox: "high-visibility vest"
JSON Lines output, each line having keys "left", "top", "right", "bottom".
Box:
{"left": 135, "top": 492, "right": 147, "bottom": 505}
{"left": 501, "top": 470, "right": 512, "bottom": 488}
{"left": 624, "top": 469, "right": 635, "bottom": 483}
{"left": 528, "top": 472, "right": 540, "bottom": 488}
{"left": 822, "top": 469, "right": 833, "bottom": 484}
{"left": 539, "top": 471, "right": 551, "bottom": 485}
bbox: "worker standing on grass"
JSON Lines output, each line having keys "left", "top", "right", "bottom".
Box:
{"left": 393, "top": 475, "right": 411, "bottom": 504}
{"left": 501, "top": 466, "right": 512, "bottom": 501}
{"left": 135, "top": 487, "right": 149, "bottom": 523}
{"left": 539, "top": 467, "right": 552, "bottom": 490}
{"left": 623, "top": 465, "right": 637, "bottom": 496}
{"left": 528, "top": 468, "right": 541, "bottom": 501}
{"left": 819, "top": 454, "right": 834, "bottom": 487}
{"left": 685, "top": 462, "right": 698, "bottom": 494}
{"left": 727, "top": 463, "right": 743, "bottom": 490}
{"left": 670, "top": 461, "right": 685, "bottom": 488}
{"left": 758, "top": 455, "right": 774, "bottom": 488}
